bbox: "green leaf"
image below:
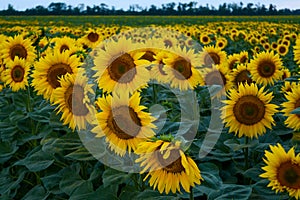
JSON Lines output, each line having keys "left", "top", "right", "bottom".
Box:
{"left": 0, "top": 167, "right": 27, "bottom": 195}
{"left": 69, "top": 181, "right": 94, "bottom": 200}
{"left": 59, "top": 163, "right": 87, "bottom": 196}
{"left": 0, "top": 141, "right": 19, "bottom": 163}
{"left": 136, "top": 189, "right": 179, "bottom": 200}
{"left": 251, "top": 180, "right": 289, "bottom": 200}
{"left": 41, "top": 173, "right": 62, "bottom": 194}
{"left": 14, "top": 148, "right": 54, "bottom": 172}
{"left": 208, "top": 184, "right": 252, "bottom": 200}
{"left": 291, "top": 107, "right": 300, "bottom": 114}
{"left": 102, "top": 168, "right": 131, "bottom": 188}
{"left": 21, "top": 185, "right": 49, "bottom": 200}
{"left": 65, "top": 147, "right": 95, "bottom": 161}
{"left": 88, "top": 185, "right": 118, "bottom": 200}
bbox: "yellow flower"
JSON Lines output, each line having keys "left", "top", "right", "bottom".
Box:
{"left": 91, "top": 92, "right": 156, "bottom": 156}
{"left": 248, "top": 51, "right": 283, "bottom": 86}
{"left": 282, "top": 85, "right": 300, "bottom": 131}
{"left": 31, "top": 51, "right": 80, "bottom": 102}
{"left": 2, "top": 57, "right": 30, "bottom": 92}
{"left": 260, "top": 143, "right": 300, "bottom": 199}
{"left": 52, "top": 71, "right": 95, "bottom": 131}
{"left": 221, "top": 83, "right": 278, "bottom": 138}
{"left": 1, "top": 34, "right": 36, "bottom": 64}
{"left": 199, "top": 45, "right": 227, "bottom": 68}
{"left": 93, "top": 37, "right": 151, "bottom": 94}
{"left": 135, "top": 139, "right": 203, "bottom": 194}
{"left": 163, "top": 46, "right": 204, "bottom": 90}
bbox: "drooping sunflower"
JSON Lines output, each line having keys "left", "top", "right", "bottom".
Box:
{"left": 260, "top": 143, "right": 300, "bottom": 199}
{"left": 2, "top": 57, "right": 30, "bottom": 92}
{"left": 135, "top": 139, "right": 203, "bottom": 194}
{"left": 31, "top": 51, "right": 80, "bottom": 102}
{"left": 248, "top": 51, "right": 283, "bottom": 86}
{"left": 199, "top": 45, "right": 227, "bottom": 68}
{"left": 91, "top": 92, "right": 156, "bottom": 156}
{"left": 52, "top": 71, "right": 95, "bottom": 131}
{"left": 163, "top": 46, "right": 204, "bottom": 90}
{"left": 282, "top": 85, "right": 300, "bottom": 131}
{"left": 93, "top": 37, "right": 151, "bottom": 94}
{"left": 221, "top": 83, "right": 278, "bottom": 138}
{"left": 1, "top": 34, "right": 36, "bottom": 64}
{"left": 230, "top": 64, "right": 253, "bottom": 88}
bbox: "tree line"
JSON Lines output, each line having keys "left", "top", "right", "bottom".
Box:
{"left": 1, "top": 2, "right": 300, "bottom": 16}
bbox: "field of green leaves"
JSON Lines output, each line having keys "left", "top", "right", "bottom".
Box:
{"left": 0, "top": 15, "right": 300, "bottom": 200}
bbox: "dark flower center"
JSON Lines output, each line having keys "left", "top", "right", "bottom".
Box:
{"left": 108, "top": 106, "right": 141, "bottom": 140}
{"left": 233, "top": 95, "right": 265, "bottom": 125}
{"left": 108, "top": 53, "right": 137, "bottom": 83}
{"left": 47, "top": 63, "right": 73, "bottom": 89}
{"left": 277, "top": 162, "right": 300, "bottom": 189}
{"left": 10, "top": 44, "right": 27, "bottom": 60}
{"left": 11, "top": 65, "right": 25, "bottom": 82}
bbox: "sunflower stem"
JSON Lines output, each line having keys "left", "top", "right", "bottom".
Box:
{"left": 244, "top": 137, "right": 249, "bottom": 170}
{"left": 189, "top": 187, "right": 194, "bottom": 200}
{"left": 152, "top": 83, "right": 157, "bottom": 104}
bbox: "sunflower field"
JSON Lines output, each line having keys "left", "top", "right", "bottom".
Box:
{"left": 0, "top": 15, "right": 300, "bottom": 200}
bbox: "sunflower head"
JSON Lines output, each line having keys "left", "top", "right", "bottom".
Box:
{"left": 135, "top": 139, "right": 203, "bottom": 194}
{"left": 248, "top": 51, "right": 283, "bottom": 86}
{"left": 260, "top": 143, "right": 300, "bottom": 199}
{"left": 92, "top": 91, "right": 156, "bottom": 156}
{"left": 221, "top": 83, "right": 278, "bottom": 138}
{"left": 200, "top": 45, "right": 227, "bottom": 68}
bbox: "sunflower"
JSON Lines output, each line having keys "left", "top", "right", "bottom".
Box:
{"left": 282, "top": 85, "right": 300, "bottom": 131}
{"left": 227, "top": 54, "right": 240, "bottom": 70}
{"left": 248, "top": 51, "right": 283, "bottom": 86}
{"left": 163, "top": 46, "right": 204, "bottom": 90}
{"left": 230, "top": 64, "right": 253, "bottom": 88}
{"left": 79, "top": 28, "right": 103, "bottom": 49}
{"left": 135, "top": 139, "right": 203, "bottom": 194}
{"left": 91, "top": 92, "right": 156, "bottom": 156}
{"left": 1, "top": 34, "right": 36, "bottom": 64}
{"left": 203, "top": 64, "right": 232, "bottom": 97}
{"left": 93, "top": 37, "right": 151, "bottom": 94}
{"left": 215, "top": 37, "right": 227, "bottom": 50}
{"left": 200, "top": 34, "right": 211, "bottom": 45}
{"left": 238, "top": 51, "right": 249, "bottom": 64}
{"left": 52, "top": 71, "right": 95, "bottom": 131}
{"left": 221, "top": 83, "right": 278, "bottom": 138}
{"left": 277, "top": 44, "right": 289, "bottom": 56}
{"left": 260, "top": 143, "right": 300, "bottom": 199}
{"left": 271, "top": 42, "right": 278, "bottom": 51}
{"left": 2, "top": 57, "right": 30, "bottom": 92}
{"left": 31, "top": 51, "right": 80, "bottom": 102}
{"left": 150, "top": 50, "right": 172, "bottom": 83}
{"left": 281, "top": 67, "right": 291, "bottom": 80}
{"left": 51, "top": 36, "right": 83, "bottom": 55}
{"left": 200, "top": 45, "right": 227, "bottom": 68}
{"left": 294, "top": 36, "right": 300, "bottom": 65}
{"left": 281, "top": 81, "right": 297, "bottom": 94}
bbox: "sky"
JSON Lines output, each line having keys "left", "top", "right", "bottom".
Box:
{"left": 1, "top": 0, "right": 300, "bottom": 11}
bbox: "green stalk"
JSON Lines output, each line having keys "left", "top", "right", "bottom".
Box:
{"left": 189, "top": 187, "right": 194, "bottom": 200}
{"left": 244, "top": 137, "right": 249, "bottom": 170}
